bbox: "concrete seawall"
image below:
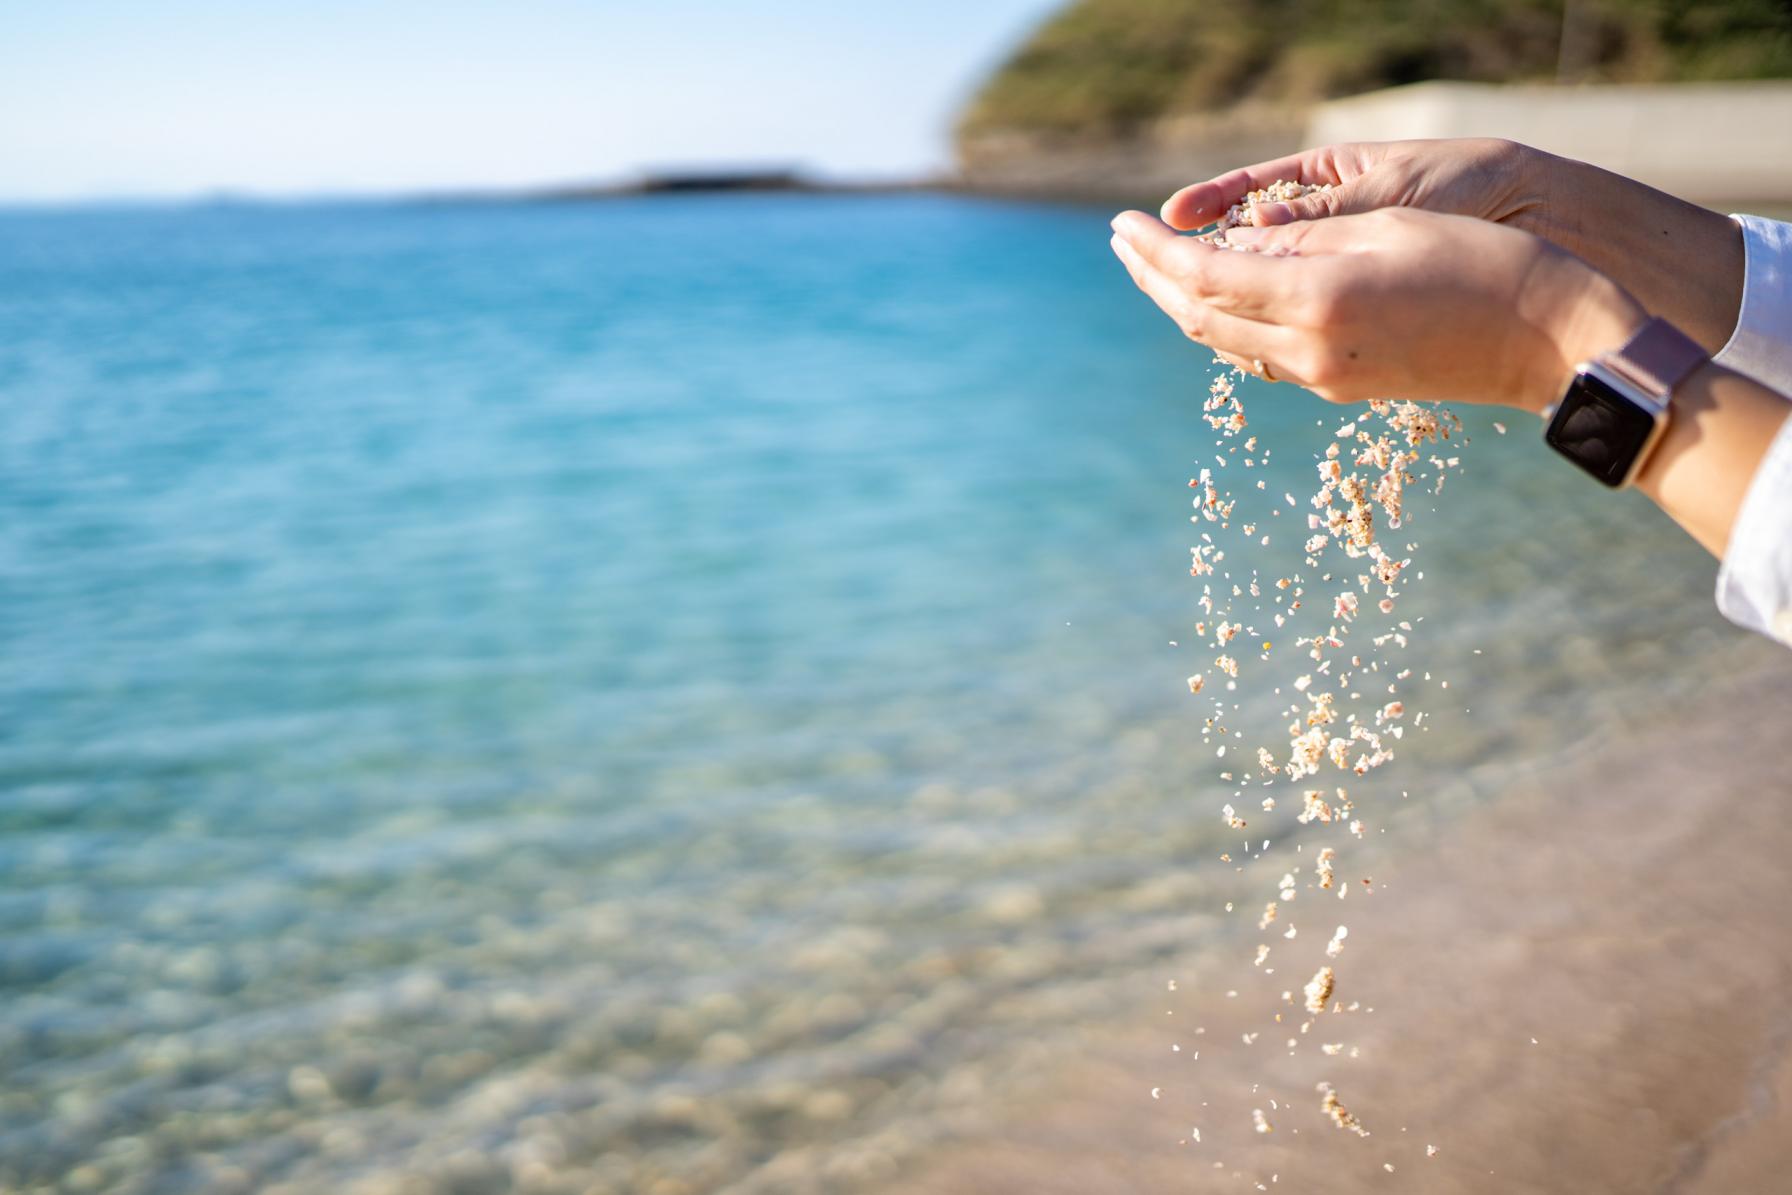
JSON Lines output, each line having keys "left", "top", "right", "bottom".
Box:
{"left": 955, "top": 81, "right": 1792, "bottom": 208}
{"left": 1307, "top": 81, "right": 1792, "bottom": 205}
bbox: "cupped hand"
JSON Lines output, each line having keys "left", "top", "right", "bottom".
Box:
{"left": 1108, "top": 206, "right": 1645, "bottom": 413}
{"left": 1159, "top": 139, "right": 1545, "bottom": 234}
{"left": 1157, "top": 138, "right": 1745, "bottom": 353}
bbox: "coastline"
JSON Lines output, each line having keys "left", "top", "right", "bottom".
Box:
{"left": 877, "top": 656, "right": 1792, "bottom": 1193}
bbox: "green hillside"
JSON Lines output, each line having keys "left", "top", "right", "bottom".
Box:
{"left": 960, "top": 0, "right": 1792, "bottom": 140}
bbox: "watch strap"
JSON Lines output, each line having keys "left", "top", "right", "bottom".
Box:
{"left": 1603, "top": 316, "right": 1707, "bottom": 402}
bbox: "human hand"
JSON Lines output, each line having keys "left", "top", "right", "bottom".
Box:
{"left": 1108, "top": 206, "right": 1646, "bottom": 414}
{"left": 1159, "top": 139, "right": 1546, "bottom": 235}
{"left": 1157, "top": 138, "right": 1742, "bottom": 353}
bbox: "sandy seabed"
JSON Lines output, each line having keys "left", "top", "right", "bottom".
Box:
{"left": 881, "top": 659, "right": 1792, "bottom": 1194}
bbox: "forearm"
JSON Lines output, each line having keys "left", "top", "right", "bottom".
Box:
{"left": 1530, "top": 151, "right": 1744, "bottom": 355}
{"left": 1634, "top": 363, "right": 1791, "bottom": 557}
{"left": 1542, "top": 280, "right": 1789, "bottom": 559}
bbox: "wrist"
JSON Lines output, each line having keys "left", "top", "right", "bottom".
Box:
{"left": 1518, "top": 254, "right": 1648, "bottom": 416}
{"left": 1541, "top": 155, "right": 1743, "bottom": 353}
{"left": 1525, "top": 150, "right": 1599, "bottom": 263}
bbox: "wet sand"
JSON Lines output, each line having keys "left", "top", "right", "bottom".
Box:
{"left": 883, "top": 659, "right": 1792, "bottom": 1193}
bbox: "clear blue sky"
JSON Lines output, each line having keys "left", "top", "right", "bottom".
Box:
{"left": 0, "top": 0, "right": 1059, "bottom": 202}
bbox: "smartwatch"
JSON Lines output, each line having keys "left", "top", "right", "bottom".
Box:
{"left": 1542, "top": 316, "right": 1707, "bottom": 488}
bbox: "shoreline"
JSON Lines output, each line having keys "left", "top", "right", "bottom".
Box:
{"left": 17, "top": 180, "right": 1791, "bottom": 222}
{"left": 873, "top": 657, "right": 1792, "bottom": 1193}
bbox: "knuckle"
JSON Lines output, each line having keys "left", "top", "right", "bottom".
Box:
{"left": 1303, "top": 285, "right": 1345, "bottom": 329}
{"left": 1298, "top": 344, "right": 1343, "bottom": 387}
{"left": 1302, "top": 270, "right": 1355, "bottom": 327}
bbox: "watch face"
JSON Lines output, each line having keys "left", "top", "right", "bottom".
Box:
{"left": 1544, "top": 370, "right": 1662, "bottom": 488}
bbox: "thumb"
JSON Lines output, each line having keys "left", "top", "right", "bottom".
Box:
{"left": 1220, "top": 214, "right": 1360, "bottom": 256}
{"left": 1252, "top": 181, "right": 1358, "bottom": 226}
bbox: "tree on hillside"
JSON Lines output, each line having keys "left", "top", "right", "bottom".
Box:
{"left": 960, "top": 0, "right": 1792, "bottom": 140}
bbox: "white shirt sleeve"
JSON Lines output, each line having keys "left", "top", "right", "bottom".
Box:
{"left": 1715, "top": 214, "right": 1792, "bottom": 392}
{"left": 1698, "top": 217, "right": 1792, "bottom": 644}
{"left": 1715, "top": 414, "right": 1792, "bottom": 643}
{"left": 1708, "top": 214, "right": 1792, "bottom": 643}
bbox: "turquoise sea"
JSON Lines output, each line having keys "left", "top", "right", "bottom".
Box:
{"left": 0, "top": 194, "right": 1767, "bottom": 1193}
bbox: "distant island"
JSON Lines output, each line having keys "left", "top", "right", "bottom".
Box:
{"left": 505, "top": 168, "right": 930, "bottom": 203}
{"left": 536, "top": 168, "right": 810, "bottom": 199}
{"left": 953, "top": 0, "right": 1792, "bottom": 199}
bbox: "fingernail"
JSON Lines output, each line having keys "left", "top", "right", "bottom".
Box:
{"left": 1254, "top": 202, "right": 1293, "bottom": 226}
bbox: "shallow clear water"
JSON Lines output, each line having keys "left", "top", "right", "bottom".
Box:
{"left": 0, "top": 194, "right": 1767, "bottom": 1193}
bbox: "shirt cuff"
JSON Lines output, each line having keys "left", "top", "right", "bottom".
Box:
{"left": 1716, "top": 411, "right": 1792, "bottom": 643}
{"left": 1715, "top": 214, "right": 1792, "bottom": 394}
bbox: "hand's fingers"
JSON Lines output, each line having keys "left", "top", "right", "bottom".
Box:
{"left": 1110, "top": 211, "right": 1305, "bottom": 320}
{"left": 1160, "top": 147, "right": 1350, "bottom": 230}
{"left": 1218, "top": 213, "right": 1371, "bottom": 256}
{"left": 1110, "top": 236, "right": 1304, "bottom": 382}
{"left": 1212, "top": 349, "right": 1260, "bottom": 376}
